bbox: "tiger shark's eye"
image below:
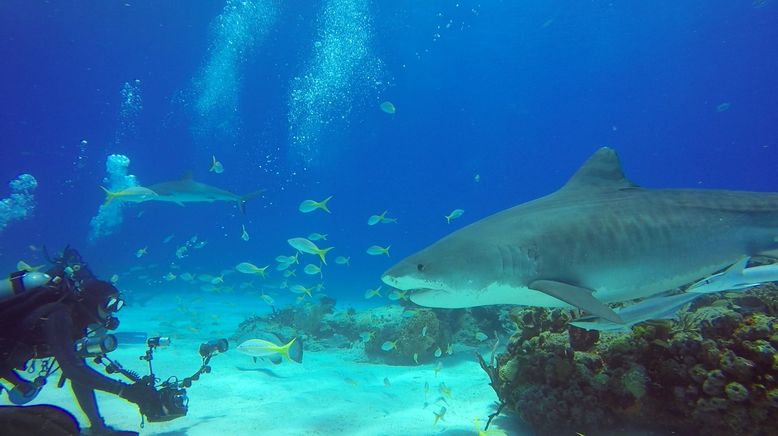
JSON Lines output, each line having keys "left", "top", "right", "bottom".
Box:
{"left": 417, "top": 264, "right": 425, "bottom": 272}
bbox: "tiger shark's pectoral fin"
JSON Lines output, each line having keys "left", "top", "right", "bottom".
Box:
{"left": 530, "top": 279, "right": 624, "bottom": 324}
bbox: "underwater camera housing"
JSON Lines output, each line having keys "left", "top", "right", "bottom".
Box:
{"left": 88, "top": 335, "right": 228, "bottom": 422}
{"left": 129, "top": 374, "right": 189, "bottom": 423}
{"left": 154, "top": 381, "right": 188, "bottom": 422}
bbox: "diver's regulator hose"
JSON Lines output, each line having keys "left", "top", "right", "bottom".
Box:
{"left": 0, "top": 271, "right": 51, "bottom": 302}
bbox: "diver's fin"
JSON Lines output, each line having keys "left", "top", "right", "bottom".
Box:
{"left": 530, "top": 279, "right": 624, "bottom": 324}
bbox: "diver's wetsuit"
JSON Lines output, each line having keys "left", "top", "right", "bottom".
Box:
{"left": 1, "top": 296, "right": 127, "bottom": 429}
{"left": 0, "top": 248, "right": 139, "bottom": 435}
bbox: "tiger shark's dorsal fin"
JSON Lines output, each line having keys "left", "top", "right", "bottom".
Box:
{"left": 181, "top": 171, "right": 194, "bottom": 180}
{"left": 561, "top": 147, "right": 639, "bottom": 192}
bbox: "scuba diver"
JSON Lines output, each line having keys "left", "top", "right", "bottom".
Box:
{"left": 0, "top": 247, "right": 161, "bottom": 436}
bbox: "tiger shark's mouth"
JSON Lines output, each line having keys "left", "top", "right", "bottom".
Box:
{"left": 381, "top": 272, "right": 442, "bottom": 292}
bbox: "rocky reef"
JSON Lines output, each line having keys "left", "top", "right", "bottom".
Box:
{"left": 480, "top": 284, "right": 778, "bottom": 435}
{"left": 233, "top": 295, "right": 351, "bottom": 349}
{"left": 233, "top": 296, "right": 506, "bottom": 364}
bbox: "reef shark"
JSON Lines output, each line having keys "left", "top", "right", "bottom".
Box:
{"left": 146, "top": 173, "right": 264, "bottom": 213}
{"left": 570, "top": 256, "right": 778, "bottom": 332}
{"left": 687, "top": 256, "right": 778, "bottom": 293}
{"left": 569, "top": 291, "right": 705, "bottom": 332}
{"left": 381, "top": 147, "right": 778, "bottom": 323}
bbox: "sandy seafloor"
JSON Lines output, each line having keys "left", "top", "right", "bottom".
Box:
{"left": 26, "top": 291, "right": 528, "bottom": 435}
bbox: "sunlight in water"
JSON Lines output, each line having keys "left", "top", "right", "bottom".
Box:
{"left": 193, "top": 0, "right": 278, "bottom": 139}
{"left": 288, "top": 0, "right": 384, "bottom": 166}
{"left": 116, "top": 79, "right": 143, "bottom": 144}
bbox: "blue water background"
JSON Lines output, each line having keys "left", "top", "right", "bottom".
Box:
{"left": 1, "top": 1, "right": 776, "bottom": 302}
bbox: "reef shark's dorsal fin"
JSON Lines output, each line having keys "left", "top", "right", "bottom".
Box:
{"left": 725, "top": 256, "right": 750, "bottom": 276}
{"left": 560, "top": 147, "right": 639, "bottom": 192}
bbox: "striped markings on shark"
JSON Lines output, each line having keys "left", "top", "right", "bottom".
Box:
{"left": 381, "top": 147, "right": 778, "bottom": 325}
{"left": 101, "top": 172, "right": 264, "bottom": 213}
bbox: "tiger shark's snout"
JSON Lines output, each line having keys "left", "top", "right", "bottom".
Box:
{"left": 380, "top": 265, "right": 425, "bottom": 291}
{"left": 382, "top": 262, "right": 425, "bottom": 286}
{"left": 379, "top": 271, "right": 401, "bottom": 289}
{"left": 381, "top": 264, "right": 456, "bottom": 308}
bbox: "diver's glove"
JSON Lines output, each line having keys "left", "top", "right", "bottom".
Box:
{"left": 119, "top": 380, "right": 163, "bottom": 420}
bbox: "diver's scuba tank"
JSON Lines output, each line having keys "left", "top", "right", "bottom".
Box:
{"left": 0, "top": 271, "right": 51, "bottom": 302}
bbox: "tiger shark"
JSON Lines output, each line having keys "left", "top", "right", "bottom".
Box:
{"left": 381, "top": 147, "right": 778, "bottom": 323}
{"left": 146, "top": 173, "right": 264, "bottom": 213}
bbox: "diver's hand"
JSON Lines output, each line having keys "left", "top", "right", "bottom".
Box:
{"left": 118, "top": 381, "right": 152, "bottom": 405}
{"left": 119, "top": 381, "right": 162, "bottom": 419}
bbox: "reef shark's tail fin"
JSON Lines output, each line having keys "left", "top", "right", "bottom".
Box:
{"left": 238, "top": 189, "right": 266, "bottom": 214}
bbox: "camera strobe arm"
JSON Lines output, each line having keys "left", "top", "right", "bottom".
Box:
{"left": 178, "top": 338, "right": 229, "bottom": 388}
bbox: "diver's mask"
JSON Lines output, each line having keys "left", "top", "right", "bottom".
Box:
{"left": 96, "top": 295, "right": 124, "bottom": 330}
{"left": 74, "top": 279, "right": 123, "bottom": 331}
{"left": 103, "top": 295, "right": 125, "bottom": 313}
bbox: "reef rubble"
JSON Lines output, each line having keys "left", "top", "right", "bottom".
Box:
{"left": 233, "top": 296, "right": 507, "bottom": 365}
{"left": 479, "top": 283, "right": 778, "bottom": 436}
